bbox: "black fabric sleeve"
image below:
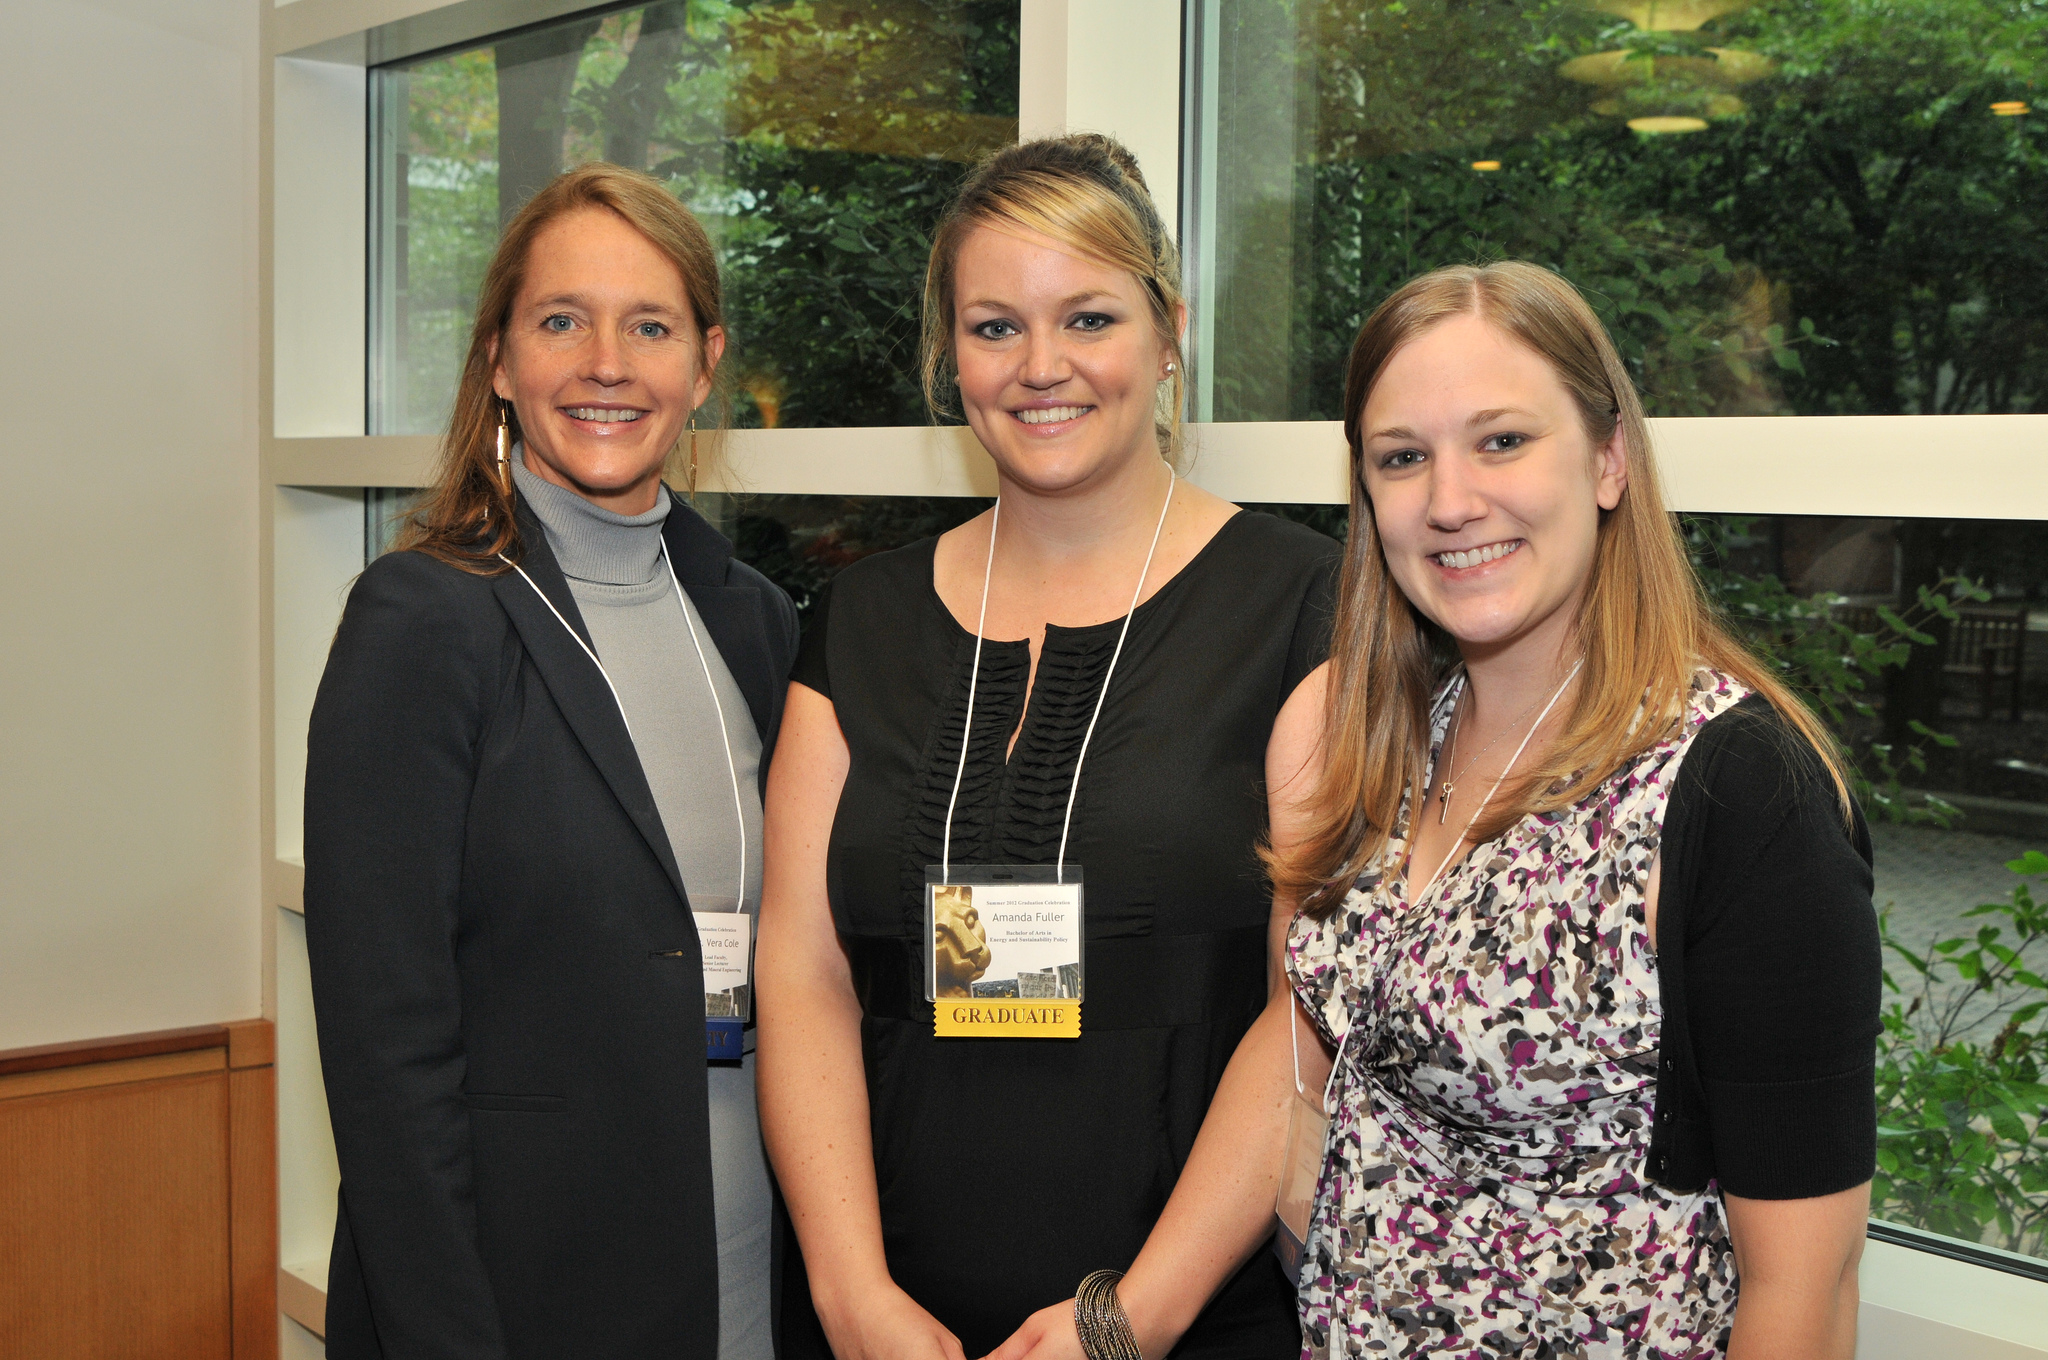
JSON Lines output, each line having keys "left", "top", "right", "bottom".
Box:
{"left": 790, "top": 578, "right": 833, "bottom": 698}
{"left": 303, "top": 551, "right": 512, "bottom": 1358}
{"left": 1282, "top": 540, "right": 1343, "bottom": 701}
{"left": 1680, "top": 700, "right": 1881, "bottom": 1200}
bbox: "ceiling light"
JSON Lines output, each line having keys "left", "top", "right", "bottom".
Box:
{"left": 1628, "top": 115, "right": 1710, "bottom": 133}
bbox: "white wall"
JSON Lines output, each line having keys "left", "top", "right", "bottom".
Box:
{"left": 0, "top": 0, "right": 262, "bottom": 1048}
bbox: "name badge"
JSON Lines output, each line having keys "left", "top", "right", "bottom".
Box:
{"left": 1273, "top": 1082, "right": 1328, "bottom": 1281}
{"left": 924, "top": 865, "right": 1083, "bottom": 1038}
{"left": 694, "top": 906, "right": 751, "bottom": 1061}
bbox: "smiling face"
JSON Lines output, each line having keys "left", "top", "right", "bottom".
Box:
{"left": 1360, "top": 311, "right": 1627, "bottom": 666}
{"left": 491, "top": 207, "right": 724, "bottom": 514}
{"left": 950, "top": 222, "right": 1176, "bottom": 494}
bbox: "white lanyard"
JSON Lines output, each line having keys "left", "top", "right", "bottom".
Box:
{"left": 499, "top": 541, "right": 749, "bottom": 907}
{"left": 939, "top": 470, "right": 1176, "bottom": 883}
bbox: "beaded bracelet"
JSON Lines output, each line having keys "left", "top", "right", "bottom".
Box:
{"left": 1073, "top": 1269, "right": 1144, "bottom": 1360}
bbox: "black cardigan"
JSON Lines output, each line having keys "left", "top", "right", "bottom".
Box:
{"left": 304, "top": 494, "right": 797, "bottom": 1360}
{"left": 1647, "top": 693, "right": 1882, "bottom": 1200}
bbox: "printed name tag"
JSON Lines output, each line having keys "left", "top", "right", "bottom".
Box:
{"left": 924, "top": 866, "right": 1083, "bottom": 1038}
{"left": 695, "top": 908, "right": 751, "bottom": 1060}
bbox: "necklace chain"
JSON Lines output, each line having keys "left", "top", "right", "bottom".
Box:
{"left": 1437, "top": 670, "right": 1568, "bottom": 825}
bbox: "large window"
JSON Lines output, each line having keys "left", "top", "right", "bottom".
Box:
{"left": 1182, "top": 0, "right": 2048, "bottom": 422}
{"left": 368, "top": 0, "right": 1020, "bottom": 436}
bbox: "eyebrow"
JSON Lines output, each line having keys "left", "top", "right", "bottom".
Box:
{"left": 528, "top": 292, "right": 686, "bottom": 317}
{"left": 959, "top": 289, "right": 1117, "bottom": 314}
{"left": 1365, "top": 408, "right": 1537, "bottom": 441}
{"left": 1467, "top": 407, "right": 1534, "bottom": 425}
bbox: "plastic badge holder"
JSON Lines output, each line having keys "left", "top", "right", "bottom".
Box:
{"left": 1274, "top": 1080, "right": 1328, "bottom": 1281}
{"left": 693, "top": 898, "right": 750, "bottom": 1061}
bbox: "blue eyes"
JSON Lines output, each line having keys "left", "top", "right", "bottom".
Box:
{"left": 970, "top": 313, "right": 1116, "bottom": 340}
{"left": 539, "top": 315, "right": 670, "bottom": 339}
{"left": 1377, "top": 433, "right": 1531, "bottom": 469}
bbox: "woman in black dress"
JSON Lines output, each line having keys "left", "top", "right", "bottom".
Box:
{"left": 757, "top": 135, "right": 1338, "bottom": 1360}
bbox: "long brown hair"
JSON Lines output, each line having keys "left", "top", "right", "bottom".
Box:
{"left": 1270, "top": 261, "right": 1851, "bottom": 918}
{"left": 919, "top": 133, "right": 1188, "bottom": 464}
{"left": 396, "top": 162, "right": 727, "bottom": 573}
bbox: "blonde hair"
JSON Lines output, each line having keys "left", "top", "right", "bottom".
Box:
{"left": 397, "top": 162, "right": 726, "bottom": 572}
{"left": 1270, "top": 261, "right": 1852, "bottom": 918}
{"left": 919, "top": 133, "right": 1187, "bottom": 464}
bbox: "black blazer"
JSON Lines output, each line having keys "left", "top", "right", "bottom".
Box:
{"left": 305, "top": 493, "right": 798, "bottom": 1360}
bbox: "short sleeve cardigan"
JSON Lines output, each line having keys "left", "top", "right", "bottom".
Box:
{"left": 1649, "top": 692, "right": 1882, "bottom": 1199}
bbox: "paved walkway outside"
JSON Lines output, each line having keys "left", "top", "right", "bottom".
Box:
{"left": 1870, "top": 821, "right": 2045, "bottom": 1045}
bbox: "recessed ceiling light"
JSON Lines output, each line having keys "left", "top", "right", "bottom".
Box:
{"left": 1472, "top": 160, "right": 1502, "bottom": 171}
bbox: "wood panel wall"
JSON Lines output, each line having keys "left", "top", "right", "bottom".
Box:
{"left": 0, "top": 1021, "right": 277, "bottom": 1360}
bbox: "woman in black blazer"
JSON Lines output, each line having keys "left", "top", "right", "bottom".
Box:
{"left": 305, "top": 164, "right": 796, "bottom": 1360}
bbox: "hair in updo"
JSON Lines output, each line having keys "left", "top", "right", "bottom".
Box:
{"left": 920, "top": 133, "right": 1187, "bottom": 463}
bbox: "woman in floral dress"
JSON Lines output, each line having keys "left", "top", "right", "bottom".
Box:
{"left": 1267, "top": 262, "right": 1880, "bottom": 1358}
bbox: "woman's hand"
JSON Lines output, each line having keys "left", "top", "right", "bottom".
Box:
{"left": 979, "top": 1299, "right": 1084, "bottom": 1360}
{"left": 818, "top": 1281, "right": 969, "bottom": 1360}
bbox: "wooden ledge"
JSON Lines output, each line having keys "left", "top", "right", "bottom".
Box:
{"left": 0, "top": 1023, "right": 231, "bottom": 1077}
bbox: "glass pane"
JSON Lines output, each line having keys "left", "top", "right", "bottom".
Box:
{"left": 1184, "top": 0, "right": 2048, "bottom": 420}
{"left": 370, "top": 1, "right": 1020, "bottom": 436}
{"left": 1712, "top": 514, "right": 2047, "bottom": 1263}
{"left": 363, "top": 487, "right": 422, "bottom": 564}
{"left": 728, "top": 493, "right": 990, "bottom": 623}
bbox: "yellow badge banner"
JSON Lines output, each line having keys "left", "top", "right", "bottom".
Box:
{"left": 933, "top": 999, "right": 1080, "bottom": 1038}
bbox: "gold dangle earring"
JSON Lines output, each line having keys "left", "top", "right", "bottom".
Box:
{"left": 495, "top": 399, "right": 512, "bottom": 496}
{"left": 686, "top": 410, "right": 700, "bottom": 497}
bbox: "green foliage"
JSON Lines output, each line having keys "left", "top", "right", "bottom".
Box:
{"left": 1285, "top": 0, "right": 2048, "bottom": 419}
{"left": 1875, "top": 852, "right": 2048, "bottom": 1256}
{"left": 1683, "top": 513, "right": 1988, "bottom": 823}
{"left": 731, "top": 494, "right": 989, "bottom": 621}
{"left": 381, "top": 1, "right": 1019, "bottom": 435}
{"left": 720, "top": 148, "right": 968, "bottom": 427}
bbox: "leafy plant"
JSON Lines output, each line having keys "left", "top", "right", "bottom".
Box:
{"left": 1683, "top": 514, "right": 1993, "bottom": 823}
{"left": 1875, "top": 851, "right": 2048, "bottom": 1256}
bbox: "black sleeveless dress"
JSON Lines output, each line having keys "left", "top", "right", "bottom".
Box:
{"left": 782, "top": 511, "right": 1339, "bottom": 1359}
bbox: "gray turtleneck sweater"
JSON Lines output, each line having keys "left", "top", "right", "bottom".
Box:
{"left": 513, "top": 457, "right": 771, "bottom": 1360}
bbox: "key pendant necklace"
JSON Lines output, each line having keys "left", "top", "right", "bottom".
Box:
{"left": 1437, "top": 668, "right": 1577, "bottom": 824}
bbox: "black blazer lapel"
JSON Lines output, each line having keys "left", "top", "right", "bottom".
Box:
{"left": 661, "top": 497, "right": 776, "bottom": 741}
{"left": 493, "top": 508, "right": 690, "bottom": 907}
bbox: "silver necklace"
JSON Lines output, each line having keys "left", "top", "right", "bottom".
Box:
{"left": 1437, "top": 669, "right": 1573, "bottom": 825}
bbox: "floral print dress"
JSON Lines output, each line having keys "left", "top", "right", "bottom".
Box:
{"left": 1286, "top": 669, "right": 1748, "bottom": 1359}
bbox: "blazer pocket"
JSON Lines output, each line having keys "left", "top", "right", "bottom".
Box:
{"left": 463, "top": 1093, "right": 567, "bottom": 1113}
